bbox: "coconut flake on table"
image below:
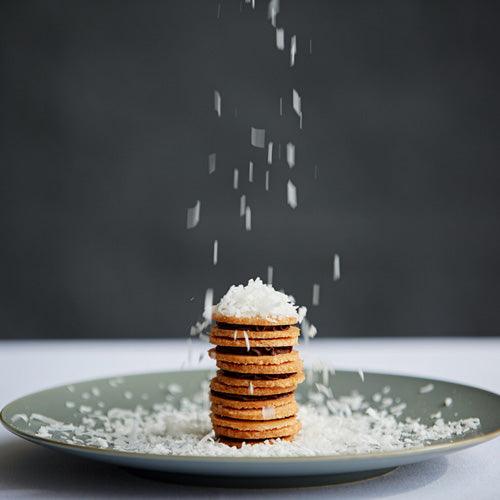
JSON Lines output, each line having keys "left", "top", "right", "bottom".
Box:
{"left": 419, "top": 383, "right": 434, "bottom": 394}
{"left": 213, "top": 277, "right": 303, "bottom": 322}
{"left": 287, "top": 180, "right": 297, "bottom": 209}
{"left": 186, "top": 201, "right": 200, "bottom": 229}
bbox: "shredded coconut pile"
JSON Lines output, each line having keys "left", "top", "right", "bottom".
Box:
{"left": 24, "top": 384, "right": 480, "bottom": 458}
{"left": 214, "top": 277, "right": 306, "bottom": 321}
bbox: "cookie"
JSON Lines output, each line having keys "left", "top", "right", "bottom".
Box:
{"left": 209, "top": 334, "right": 298, "bottom": 348}
{"left": 211, "top": 377, "right": 299, "bottom": 396}
{"left": 210, "top": 391, "right": 295, "bottom": 409}
{"left": 212, "top": 325, "right": 300, "bottom": 340}
{"left": 216, "top": 359, "right": 303, "bottom": 375}
{"left": 209, "top": 349, "right": 299, "bottom": 365}
{"left": 215, "top": 371, "right": 304, "bottom": 389}
{"left": 213, "top": 312, "right": 298, "bottom": 327}
{"left": 211, "top": 400, "right": 298, "bottom": 420}
{"left": 212, "top": 415, "right": 301, "bottom": 440}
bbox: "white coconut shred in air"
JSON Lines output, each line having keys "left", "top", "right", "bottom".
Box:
{"left": 27, "top": 383, "right": 480, "bottom": 458}
{"left": 213, "top": 277, "right": 305, "bottom": 321}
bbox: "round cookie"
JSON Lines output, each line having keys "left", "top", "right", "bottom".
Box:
{"left": 216, "top": 359, "right": 303, "bottom": 375}
{"left": 210, "top": 391, "right": 295, "bottom": 409}
{"left": 212, "top": 419, "right": 301, "bottom": 440}
{"left": 213, "top": 312, "right": 298, "bottom": 327}
{"left": 209, "top": 335, "right": 298, "bottom": 348}
{"left": 211, "top": 400, "right": 298, "bottom": 420}
{"left": 211, "top": 378, "right": 298, "bottom": 396}
{"left": 216, "top": 371, "right": 304, "bottom": 388}
{"left": 209, "top": 349, "right": 299, "bottom": 365}
{"left": 212, "top": 325, "right": 300, "bottom": 340}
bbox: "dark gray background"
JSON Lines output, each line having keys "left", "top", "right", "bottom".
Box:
{"left": 1, "top": 0, "right": 499, "bottom": 339}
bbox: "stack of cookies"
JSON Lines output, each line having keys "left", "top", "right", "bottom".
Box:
{"left": 208, "top": 310, "right": 304, "bottom": 447}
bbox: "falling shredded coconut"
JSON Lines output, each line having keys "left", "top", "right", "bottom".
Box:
{"left": 276, "top": 28, "right": 285, "bottom": 50}
{"left": 28, "top": 383, "right": 480, "bottom": 458}
{"left": 333, "top": 254, "right": 340, "bottom": 281}
{"left": 286, "top": 142, "right": 295, "bottom": 168}
{"left": 251, "top": 127, "right": 266, "bottom": 148}
{"left": 267, "top": 265, "right": 273, "bottom": 285}
{"left": 240, "top": 194, "right": 246, "bottom": 217}
{"left": 287, "top": 180, "right": 297, "bottom": 209}
{"left": 243, "top": 331, "right": 251, "bottom": 351}
{"left": 214, "top": 90, "right": 221, "bottom": 117}
{"left": 267, "top": 142, "right": 273, "bottom": 164}
{"left": 208, "top": 153, "right": 216, "bottom": 174}
{"left": 233, "top": 168, "right": 239, "bottom": 189}
{"left": 186, "top": 201, "right": 200, "bottom": 229}
{"left": 312, "top": 283, "right": 320, "bottom": 306}
{"left": 213, "top": 240, "right": 218, "bottom": 266}
{"left": 248, "top": 382, "right": 254, "bottom": 395}
{"left": 213, "top": 277, "right": 303, "bottom": 321}
{"left": 245, "top": 206, "right": 252, "bottom": 231}
{"left": 248, "top": 161, "right": 253, "bottom": 182}
{"left": 290, "top": 35, "right": 296, "bottom": 66}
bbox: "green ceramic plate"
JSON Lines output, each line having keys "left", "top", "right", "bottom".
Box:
{"left": 1, "top": 370, "right": 499, "bottom": 488}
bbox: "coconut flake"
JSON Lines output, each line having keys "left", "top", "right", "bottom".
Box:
{"left": 267, "top": 142, "right": 273, "bottom": 164}
{"left": 214, "top": 90, "right": 221, "bottom": 117}
{"left": 358, "top": 369, "right": 365, "bottom": 382}
{"left": 276, "top": 28, "right": 285, "bottom": 50}
{"left": 243, "top": 331, "right": 251, "bottom": 351}
{"left": 333, "top": 254, "right": 340, "bottom": 281}
{"left": 279, "top": 97, "right": 283, "bottom": 116}
{"left": 267, "top": 265, "right": 273, "bottom": 285}
{"left": 240, "top": 194, "right": 246, "bottom": 217}
{"left": 444, "top": 397, "right": 453, "bottom": 407}
{"left": 265, "top": 170, "right": 270, "bottom": 191}
{"left": 208, "top": 153, "right": 216, "bottom": 174}
{"left": 213, "top": 240, "right": 218, "bottom": 266}
{"left": 287, "top": 180, "right": 297, "bottom": 209}
{"left": 248, "top": 161, "right": 253, "bottom": 182}
{"left": 233, "top": 168, "right": 239, "bottom": 189}
{"left": 186, "top": 201, "right": 200, "bottom": 229}
{"left": 248, "top": 382, "right": 254, "bottom": 395}
{"left": 251, "top": 127, "right": 265, "bottom": 148}
{"left": 245, "top": 206, "right": 252, "bottom": 231}
{"left": 312, "top": 283, "right": 320, "bottom": 306}
{"left": 290, "top": 35, "right": 296, "bottom": 66}
{"left": 262, "top": 406, "right": 276, "bottom": 419}
{"left": 286, "top": 142, "right": 295, "bottom": 167}
{"left": 214, "top": 277, "right": 302, "bottom": 321}
{"left": 419, "top": 383, "right": 434, "bottom": 394}
{"left": 203, "top": 288, "right": 214, "bottom": 321}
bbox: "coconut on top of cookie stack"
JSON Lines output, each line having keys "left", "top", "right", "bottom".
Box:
{"left": 208, "top": 278, "right": 306, "bottom": 447}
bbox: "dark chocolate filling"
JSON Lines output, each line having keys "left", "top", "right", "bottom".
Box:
{"left": 220, "top": 370, "right": 296, "bottom": 380}
{"left": 211, "top": 390, "right": 293, "bottom": 401}
{"left": 216, "top": 322, "right": 296, "bottom": 331}
{"left": 215, "top": 346, "right": 293, "bottom": 356}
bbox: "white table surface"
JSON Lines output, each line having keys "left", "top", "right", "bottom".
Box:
{"left": 0, "top": 338, "right": 498, "bottom": 499}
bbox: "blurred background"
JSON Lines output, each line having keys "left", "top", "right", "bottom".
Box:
{"left": 1, "top": 0, "right": 499, "bottom": 339}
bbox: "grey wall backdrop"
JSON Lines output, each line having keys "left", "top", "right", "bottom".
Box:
{"left": 1, "top": 0, "right": 499, "bottom": 339}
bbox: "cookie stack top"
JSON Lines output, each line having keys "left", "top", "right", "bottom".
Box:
{"left": 208, "top": 278, "right": 305, "bottom": 447}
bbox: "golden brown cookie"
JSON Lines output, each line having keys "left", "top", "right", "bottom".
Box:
{"left": 213, "top": 312, "right": 298, "bottom": 327}
{"left": 209, "top": 349, "right": 299, "bottom": 365}
{"left": 209, "top": 391, "right": 295, "bottom": 409}
{"left": 211, "top": 400, "right": 298, "bottom": 420}
{"left": 211, "top": 378, "right": 299, "bottom": 396}
{"left": 211, "top": 326, "right": 300, "bottom": 340}
{"left": 216, "top": 359, "right": 303, "bottom": 375}
{"left": 215, "top": 371, "right": 304, "bottom": 388}
{"left": 212, "top": 416, "right": 301, "bottom": 440}
{"left": 209, "top": 334, "right": 298, "bottom": 348}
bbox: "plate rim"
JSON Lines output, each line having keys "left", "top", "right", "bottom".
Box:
{"left": 2, "top": 368, "right": 499, "bottom": 463}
